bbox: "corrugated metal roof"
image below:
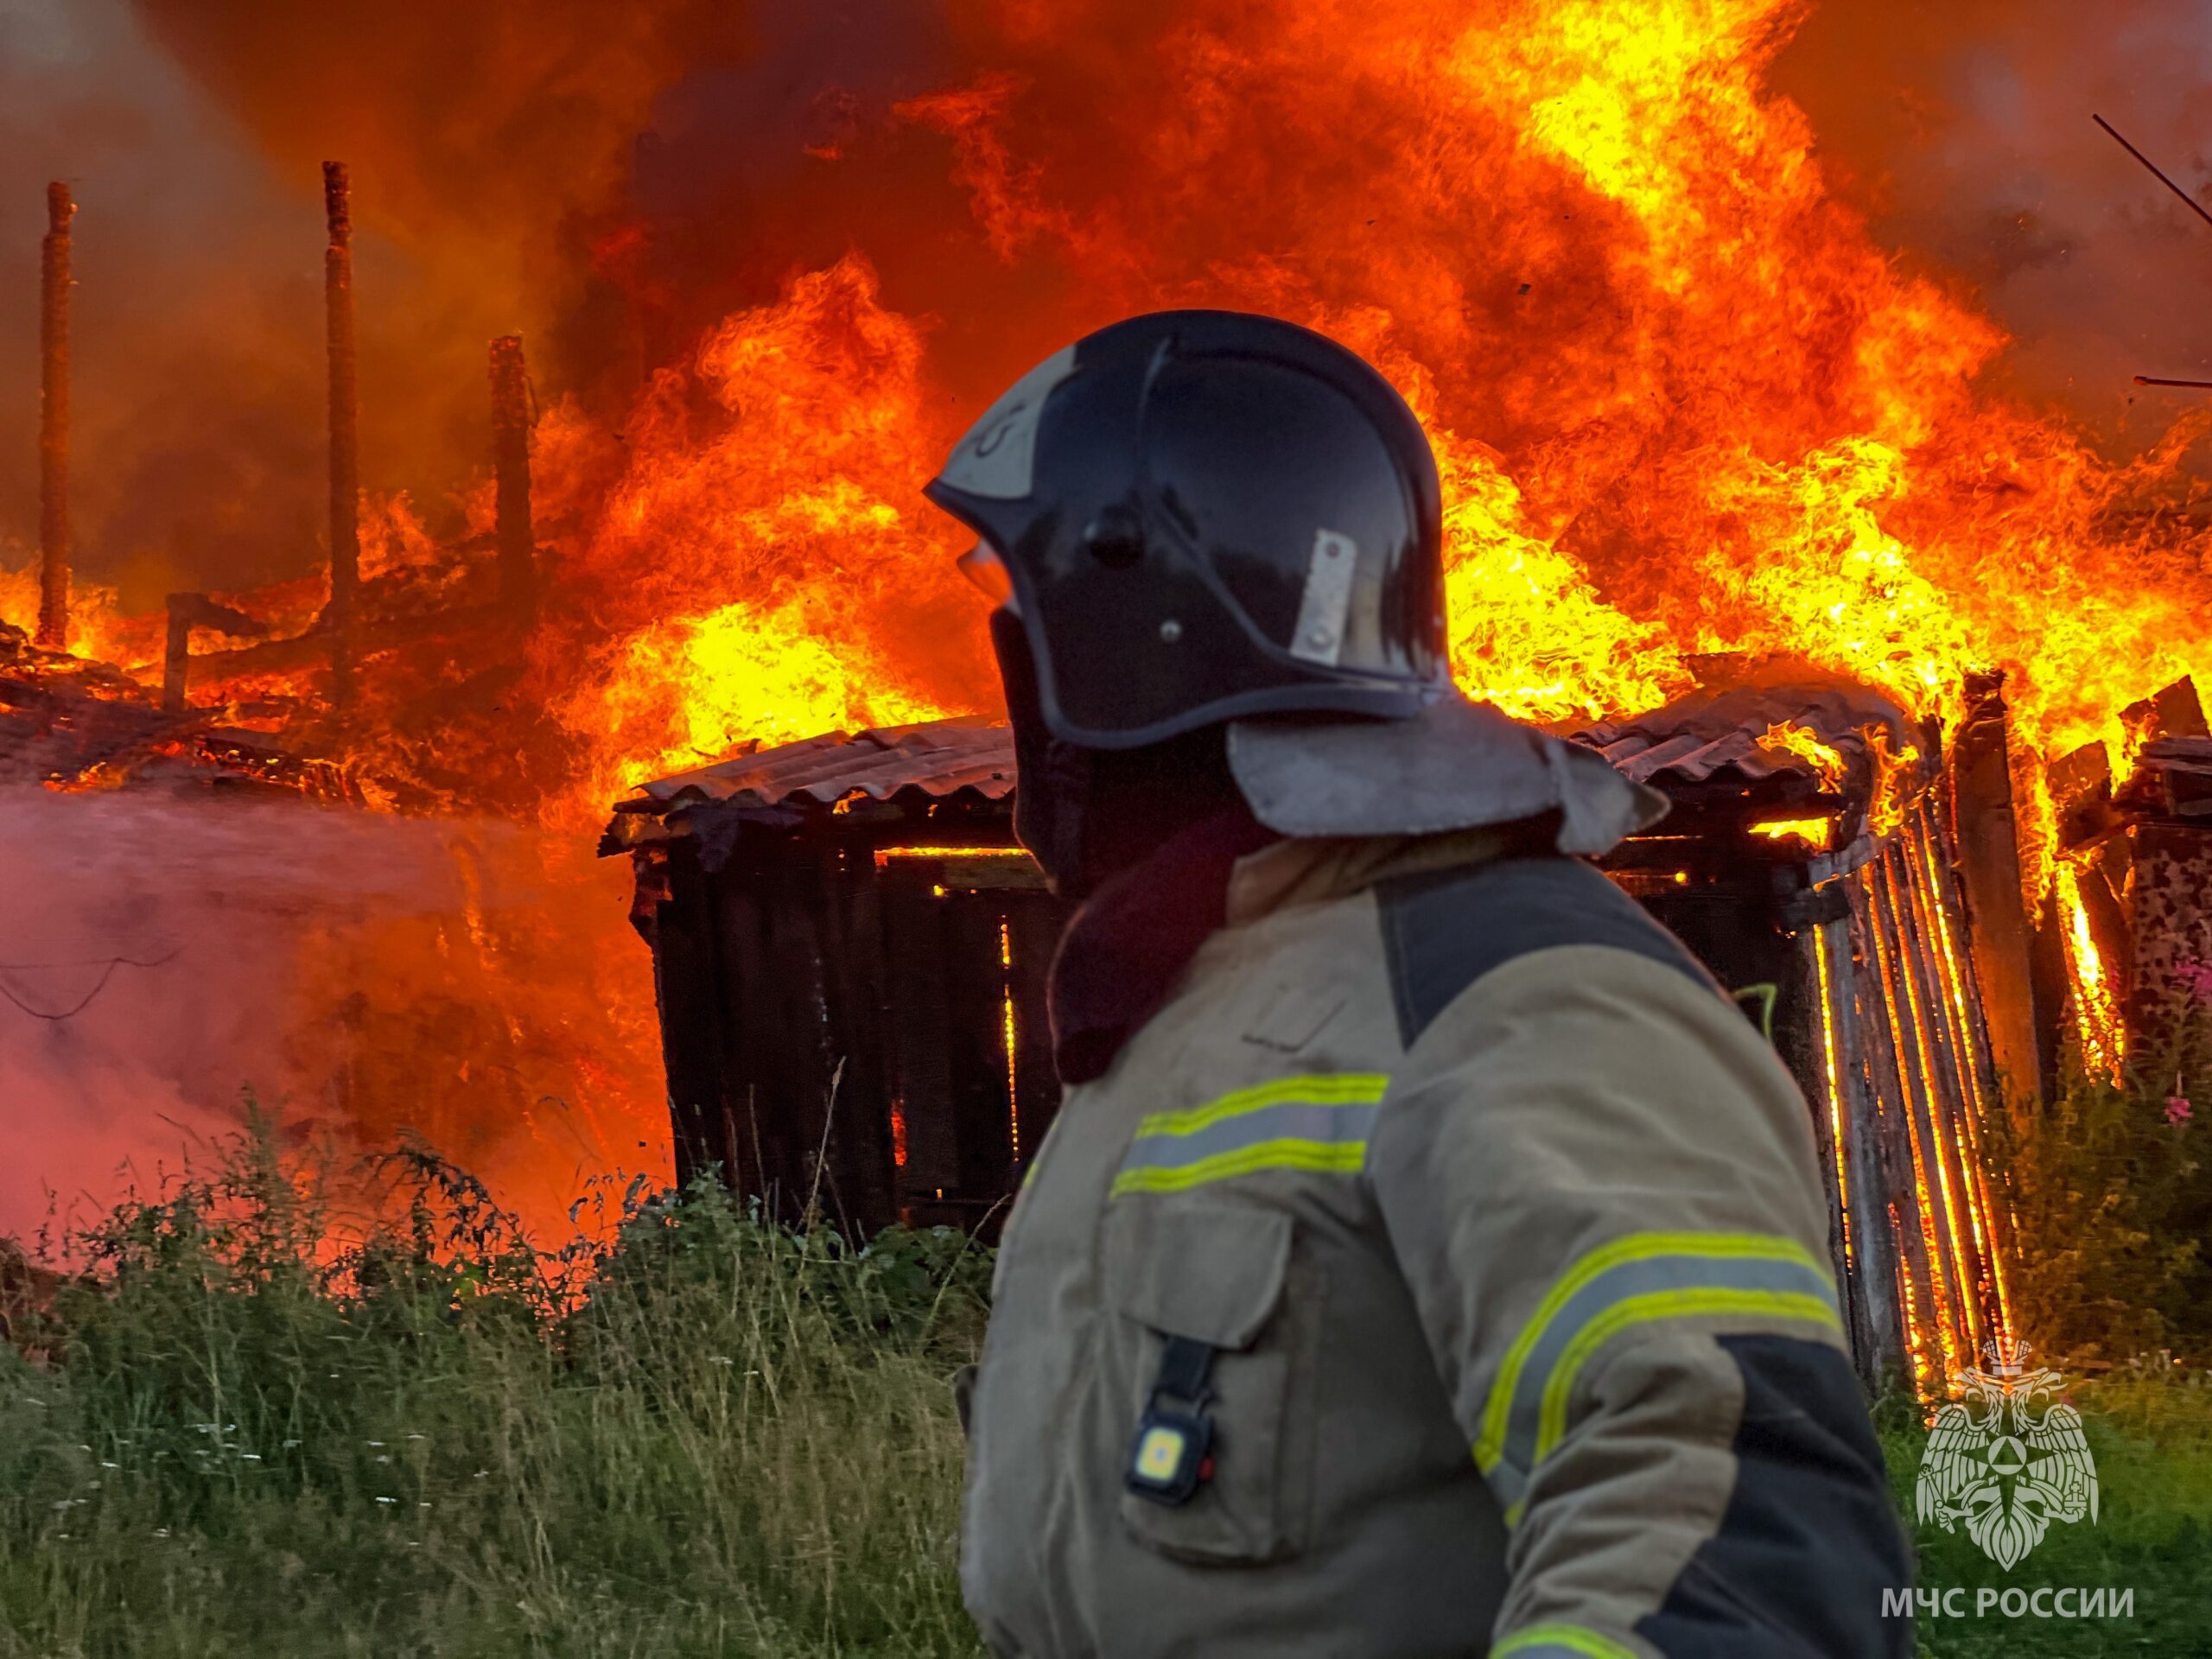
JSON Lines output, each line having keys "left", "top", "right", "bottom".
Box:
{"left": 631, "top": 715, "right": 1015, "bottom": 812}
{"left": 1568, "top": 682, "right": 1916, "bottom": 794}
{"left": 616, "top": 678, "right": 1919, "bottom": 827}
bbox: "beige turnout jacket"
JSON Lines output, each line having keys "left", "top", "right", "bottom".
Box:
{"left": 959, "top": 830, "right": 1909, "bottom": 1658}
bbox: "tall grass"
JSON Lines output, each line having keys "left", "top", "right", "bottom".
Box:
{"left": 7, "top": 1117, "right": 2211, "bottom": 1656}
{"left": 0, "top": 1127, "right": 988, "bottom": 1658}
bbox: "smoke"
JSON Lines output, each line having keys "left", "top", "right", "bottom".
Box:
{"left": 0, "top": 785, "right": 664, "bottom": 1243}
{"left": 5, "top": 0, "right": 2211, "bottom": 603}
{"left": 1776, "top": 0, "right": 2212, "bottom": 452}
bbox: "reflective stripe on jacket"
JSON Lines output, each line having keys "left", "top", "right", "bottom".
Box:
{"left": 958, "top": 829, "right": 1910, "bottom": 1657}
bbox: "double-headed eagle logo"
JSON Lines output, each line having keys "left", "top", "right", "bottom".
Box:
{"left": 1916, "top": 1337, "right": 2098, "bottom": 1569}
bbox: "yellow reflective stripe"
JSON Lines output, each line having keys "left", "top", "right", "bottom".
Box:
{"left": 1472, "top": 1230, "right": 1828, "bottom": 1470}
{"left": 1109, "top": 1138, "right": 1368, "bottom": 1196}
{"left": 1490, "top": 1625, "right": 1641, "bottom": 1659}
{"left": 1535, "top": 1287, "right": 1841, "bottom": 1465}
{"left": 1135, "top": 1071, "right": 1389, "bottom": 1138}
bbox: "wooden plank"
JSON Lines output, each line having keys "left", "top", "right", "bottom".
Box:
{"left": 1948, "top": 677, "right": 2048, "bottom": 1113}
{"left": 1789, "top": 925, "right": 1856, "bottom": 1354}
{"left": 881, "top": 868, "right": 961, "bottom": 1198}
{"left": 1911, "top": 802, "right": 2022, "bottom": 1331}
{"left": 1815, "top": 911, "right": 1905, "bottom": 1383}
{"left": 1846, "top": 867, "right": 1947, "bottom": 1392}
{"left": 811, "top": 836, "right": 899, "bottom": 1238}
{"left": 1885, "top": 838, "right": 1995, "bottom": 1357}
{"left": 1867, "top": 852, "right": 1980, "bottom": 1371}
{"left": 649, "top": 838, "right": 731, "bottom": 1191}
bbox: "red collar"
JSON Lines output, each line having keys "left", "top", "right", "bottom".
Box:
{"left": 1046, "top": 804, "right": 1281, "bottom": 1084}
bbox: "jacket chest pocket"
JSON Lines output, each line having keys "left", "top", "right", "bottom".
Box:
{"left": 1100, "top": 1200, "right": 1323, "bottom": 1566}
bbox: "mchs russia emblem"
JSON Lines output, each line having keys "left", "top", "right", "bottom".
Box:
{"left": 1916, "top": 1337, "right": 2099, "bottom": 1570}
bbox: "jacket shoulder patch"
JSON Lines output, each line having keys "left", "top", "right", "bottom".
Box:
{"left": 1376, "top": 855, "right": 1713, "bottom": 1045}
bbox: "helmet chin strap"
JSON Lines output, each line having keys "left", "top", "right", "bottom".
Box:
{"left": 990, "top": 609, "right": 1240, "bottom": 901}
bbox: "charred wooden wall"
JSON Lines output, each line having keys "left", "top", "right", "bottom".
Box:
{"left": 633, "top": 791, "right": 1065, "bottom": 1241}
{"left": 620, "top": 715, "right": 2014, "bottom": 1394}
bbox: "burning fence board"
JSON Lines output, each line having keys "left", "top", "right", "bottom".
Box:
{"left": 1578, "top": 677, "right": 2013, "bottom": 1391}
{"left": 610, "top": 686, "right": 2015, "bottom": 1387}
{"left": 2044, "top": 677, "right": 2212, "bottom": 1071}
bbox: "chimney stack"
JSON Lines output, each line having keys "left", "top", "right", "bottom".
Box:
{"left": 323, "top": 162, "right": 359, "bottom": 702}
{"left": 489, "top": 334, "right": 537, "bottom": 618}
{"left": 37, "top": 183, "right": 73, "bottom": 651}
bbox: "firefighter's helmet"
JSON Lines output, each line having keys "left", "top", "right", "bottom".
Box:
{"left": 925, "top": 310, "right": 1448, "bottom": 749}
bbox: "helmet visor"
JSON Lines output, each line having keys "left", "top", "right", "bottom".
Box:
{"left": 957, "top": 541, "right": 1020, "bottom": 614}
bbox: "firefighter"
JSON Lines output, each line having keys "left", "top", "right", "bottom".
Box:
{"left": 925, "top": 311, "right": 1910, "bottom": 1658}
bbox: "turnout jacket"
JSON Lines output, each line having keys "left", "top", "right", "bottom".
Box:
{"left": 958, "top": 828, "right": 1910, "bottom": 1657}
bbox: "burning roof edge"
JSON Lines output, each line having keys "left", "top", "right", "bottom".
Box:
{"left": 603, "top": 678, "right": 1929, "bottom": 849}
{"left": 620, "top": 715, "right": 1016, "bottom": 814}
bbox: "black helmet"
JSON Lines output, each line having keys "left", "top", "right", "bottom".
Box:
{"left": 925, "top": 310, "right": 1449, "bottom": 749}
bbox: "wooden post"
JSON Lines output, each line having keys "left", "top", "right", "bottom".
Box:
{"left": 323, "top": 162, "right": 360, "bottom": 704}
{"left": 160, "top": 592, "right": 269, "bottom": 714}
{"left": 1818, "top": 912, "right": 1906, "bottom": 1385}
{"left": 1948, "top": 672, "right": 2046, "bottom": 1115}
{"left": 37, "top": 183, "right": 73, "bottom": 650}
{"left": 1847, "top": 869, "right": 1948, "bottom": 1391}
{"left": 162, "top": 596, "right": 192, "bottom": 714}
{"left": 488, "top": 335, "right": 537, "bottom": 618}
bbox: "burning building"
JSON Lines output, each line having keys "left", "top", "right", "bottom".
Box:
{"left": 13, "top": 1, "right": 2212, "bottom": 1338}
{"left": 608, "top": 664, "right": 2016, "bottom": 1391}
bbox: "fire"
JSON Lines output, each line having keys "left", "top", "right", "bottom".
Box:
{"left": 1811, "top": 925, "right": 1851, "bottom": 1266}
{"left": 1000, "top": 918, "right": 1020, "bottom": 1162}
{"left": 1749, "top": 817, "right": 1834, "bottom": 851}
{"left": 1758, "top": 722, "right": 1848, "bottom": 791}
{"left": 20, "top": 0, "right": 2212, "bottom": 1236}
{"left": 532, "top": 255, "right": 988, "bottom": 818}
{"left": 2055, "top": 861, "right": 2126, "bottom": 1079}
{"left": 558, "top": 596, "right": 944, "bottom": 798}
{"left": 531, "top": 0, "right": 2211, "bottom": 795}
{"left": 1862, "top": 728, "right": 1923, "bottom": 842}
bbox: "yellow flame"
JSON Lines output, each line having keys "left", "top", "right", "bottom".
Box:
{"left": 1749, "top": 817, "right": 1834, "bottom": 850}
{"left": 1000, "top": 918, "right": 1020, "bottom": 1161}
{"left": 2055, "top": 861, "right": 2126, "bottom": 1080}
{"left": 1862, "top": 726, "right": 1923, "bottom": 841}
{"left": 1813, "top": 921, "right": 1852, "bottom": 1268}
{"left": 1889, "top": 1201, "right": 1941, "bottom": 1407}
{"left": 1757, "top": 721, "right": 1847, "bottom": 791}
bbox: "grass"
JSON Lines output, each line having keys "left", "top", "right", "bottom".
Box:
{"left": 0, "top": 1129, "right": 991, "bottom": 1658}
{"left": 3, "top": 1123, "right": 2209, "bottom": 1656}
{"left": 1878, "top": 1367, "right": 2212, "bottom": 1656}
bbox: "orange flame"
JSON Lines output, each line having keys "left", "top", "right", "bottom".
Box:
{"left": 1749, "top": 817, "right": 1834, "bottom": 851}
{"left": 1862, "top": 727, "right": 1923, "bottom": 841}
{"left": 2056, "top": 861, "right": 2126, "bottom": 1080}
{"left": 1758, "top": 721, "right": 1848, "bottom": 791}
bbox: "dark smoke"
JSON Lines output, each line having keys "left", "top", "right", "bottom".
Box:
{"left": 1777, "top": 0, "right": 2212, "bottom": 454}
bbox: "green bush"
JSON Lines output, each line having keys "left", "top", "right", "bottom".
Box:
{"left": 0, "top": 1123, "right": 988, "bottom": 1659}
{"left": 1991, "top": 1001, "right": 2212, "bottom": 1362}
